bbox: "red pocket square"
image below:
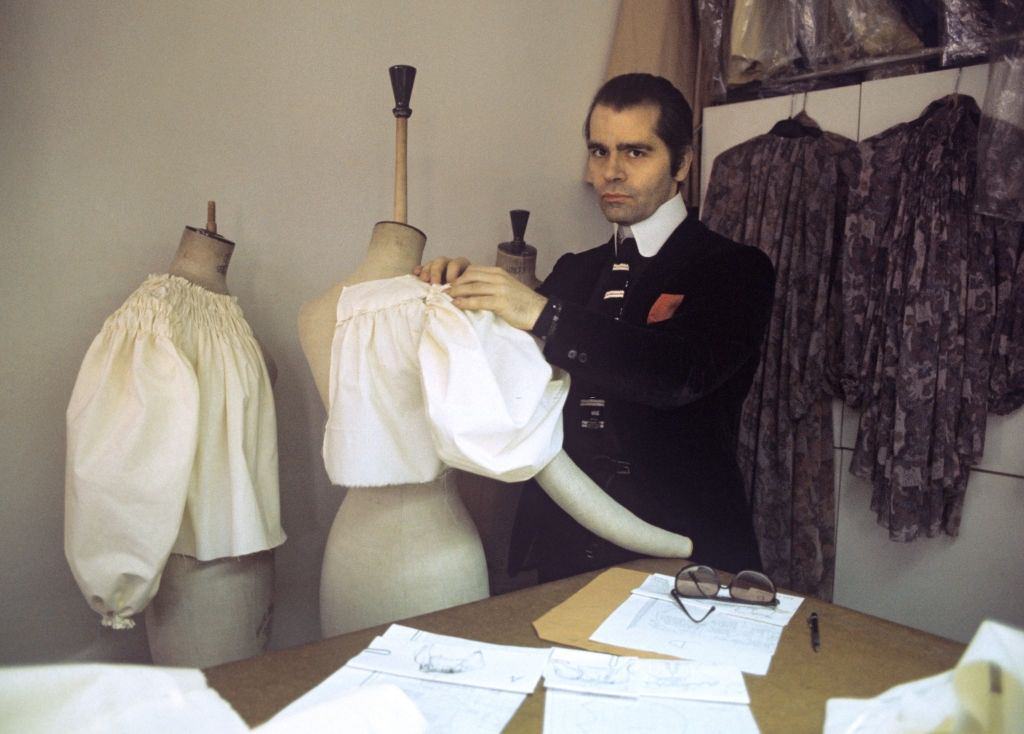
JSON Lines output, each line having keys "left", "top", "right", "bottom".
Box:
{"left": 647, "top": 293, "right": 685, "bottom": 324}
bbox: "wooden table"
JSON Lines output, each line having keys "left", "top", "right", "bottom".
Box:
{"left": 205, "top": 558, "right": 964, "bottom": 733}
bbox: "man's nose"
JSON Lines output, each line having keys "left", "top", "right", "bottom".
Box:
{"left": 602, "top": 153, "right": 625, "bottom": 181}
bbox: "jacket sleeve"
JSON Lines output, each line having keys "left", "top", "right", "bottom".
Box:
{"left": 541, "top": 245, "right": 775, "bottom": 408}
{"left": 65, "top": 321, "right": 198, "bottom": 629}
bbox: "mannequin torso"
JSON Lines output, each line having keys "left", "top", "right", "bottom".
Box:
{"left": 143, "top": 225, "right": 276, "bottom": 667}
{"left": 298, "top": 221, "right": 488, "bottom": 637}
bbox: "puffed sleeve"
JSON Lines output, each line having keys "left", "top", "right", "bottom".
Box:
{"left": 65, "top": 316, "right": 199, "bottom": 629}
{"left": 418, "top": 290, "right": 570, "bottom": 483}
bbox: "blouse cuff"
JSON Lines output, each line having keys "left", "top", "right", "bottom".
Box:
{"left": 101, "top": 611, "right": 136, "bottom": 631}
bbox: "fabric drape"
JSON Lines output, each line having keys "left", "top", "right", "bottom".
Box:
{"left": 702, "top": 113, "right": 857, "bottom": 599}
{"left": 65, "top": 274, "right": 285, "bottom": 629}
{"left": 322, "top": 275, "right": 569, "bottom": 487}
{"left": 841, "top": 94, "right": 1024, "bottom": 541}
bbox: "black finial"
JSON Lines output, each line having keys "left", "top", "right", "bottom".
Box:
{"left": 389, "top": 65, "right": 416, "bottom": 118}
{"left": 510, "top": 209, "right": 529, "bottom": 245}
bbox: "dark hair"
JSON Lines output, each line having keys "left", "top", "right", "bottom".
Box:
{"left": 584, "top": 73, "right": 693, "bottom": 176}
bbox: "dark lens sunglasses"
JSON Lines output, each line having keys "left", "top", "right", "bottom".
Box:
{"left": 671, "top": 563, "right": 778, "bottom": 623}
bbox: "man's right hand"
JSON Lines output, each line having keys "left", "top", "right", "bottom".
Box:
{"left": 413, "top": 256, "right": 471, "bottom": 285}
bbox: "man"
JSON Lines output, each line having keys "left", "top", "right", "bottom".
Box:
{"left": 416, "top": 73, "right": 774, "bottom": 582}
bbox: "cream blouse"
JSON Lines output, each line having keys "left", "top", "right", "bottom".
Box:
{"left": 65, "top": 274, "right": 285, "bottom": 629}
{"left": 323, "top": 275, "right": 569, "bottom": 487}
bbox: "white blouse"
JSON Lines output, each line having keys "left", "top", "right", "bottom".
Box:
{"left": 323, "top": 275, "right": 569, "bottom": 487}
{"left": 65, "top": 274, "right": 286, "bottom": 629}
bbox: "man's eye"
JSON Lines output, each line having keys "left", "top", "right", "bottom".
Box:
{"left": 589, "top": 148, "right": 607, "bottom": 158}
{"left": 627, "top": 149, "right": 645, "bottom": 158}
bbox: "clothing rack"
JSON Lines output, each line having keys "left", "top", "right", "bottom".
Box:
{"left": 773, "top": 32, "right": 1024, "bottom": 84}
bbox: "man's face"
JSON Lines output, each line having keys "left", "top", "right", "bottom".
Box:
{"left": 585, "top": 103, "right": 691, "bottom": 225}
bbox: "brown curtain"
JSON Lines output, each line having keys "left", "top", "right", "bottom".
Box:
{"left": 604, "top": 0, "right": 706, "bottom": 208}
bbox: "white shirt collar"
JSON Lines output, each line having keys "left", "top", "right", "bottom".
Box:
{"left": 614, "top": 192, "right": 687, "bottom": 258}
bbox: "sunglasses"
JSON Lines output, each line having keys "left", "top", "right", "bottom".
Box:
{"left": 671, "top": 563, "right": 778, "bottom": 623}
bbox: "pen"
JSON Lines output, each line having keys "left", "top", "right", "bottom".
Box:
{"left": 808, "top": 612, "right": 820, "bottom": 652}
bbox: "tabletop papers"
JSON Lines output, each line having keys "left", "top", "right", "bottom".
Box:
{"left": 543, "top": 647, "right": 749, "bottom": 703}
{"left": 347, "top": 623, "right": 552, "bottom": 694}
{"left": 543, "top": 689, "right": 761, "bottom": 734}
{"left": 541, "top": 644, "right": 759, "bottom": 733}
{"left": 264, "top": 625, "right": 545, "bottom": 734}
{"left": 263, "top": 666, "right": 521, "bottom": 734}
{"left": 633, "top": 573, "right": 804, "bottom": 626}
{"left": 590, "top": 574, "right": 802, "bottom": 675}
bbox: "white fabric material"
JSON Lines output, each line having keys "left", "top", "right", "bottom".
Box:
{"left": 0, "top": 664, "right": 249, "bottom": 734}
{"left": 65, "top": 274, "right": 285, "bottom": 629}
{"left": 613, "top": 191, "right": 688, "bottom": 257}
{"left": 323, "top": 274, "right": 569, "bottom": 486}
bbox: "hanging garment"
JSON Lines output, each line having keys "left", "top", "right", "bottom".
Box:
{"left": 989, "top": 220, "right": 1024, "bottom": 414}
{"left": 841, "top": 94, "right": 1024, "bottom": 541}
{"left": 702, "top": 111, "right": 858, "bottom": 600}
{"left": 322, "top": 275, "right": 569, "bottom": 487}
{"left": 65, "top": 274, "right": 285, "bottom": 629}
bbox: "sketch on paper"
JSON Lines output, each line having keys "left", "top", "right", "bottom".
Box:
{"left": 348, "top": 626, "right": 550, "bottom": 693}
{"left": 265, "top": 664, "right": 526, "bottom": 734}
{"left": 590, "top": 595, "right": 782, "bottom": 675}
{"left": 544, "top": 648, "right": 749, "bottom": 704}
{"left": 415, "top": 644, "right": 485, "bottom": 675}
{"left": 550, "top": 655, "right": 630, "bottom": 687}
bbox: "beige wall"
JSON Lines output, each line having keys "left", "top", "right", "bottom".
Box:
{"left": 0, "top": 0, "right": 620, "bottom": 663}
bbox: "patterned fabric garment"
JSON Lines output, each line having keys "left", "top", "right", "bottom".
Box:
{"left": 702, "top": 112, "right": 858, "bottom": 600}
{"left": 841, "top": 95, "right": 1024, "bottom": 542}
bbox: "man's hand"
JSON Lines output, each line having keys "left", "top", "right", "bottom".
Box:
{"left": 414, "top": 256, "right": 471, "bottom": 285}
{"left": 448, "top": 265, "right": 548, "bottom": 332}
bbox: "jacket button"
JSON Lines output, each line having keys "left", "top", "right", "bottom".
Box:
{"left": 578, "top": 352, "right": 588, "bottom": 363}
{"left": 567, "top": 349, "right": 577, "bottom": 360}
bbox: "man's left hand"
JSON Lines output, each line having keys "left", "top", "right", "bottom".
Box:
{"left": 448, "top": 266, "right": 547, "bottom": 332}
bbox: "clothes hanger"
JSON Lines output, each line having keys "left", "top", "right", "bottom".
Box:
{"left": 770, "top": 91, "right": 821, "bottom": 138}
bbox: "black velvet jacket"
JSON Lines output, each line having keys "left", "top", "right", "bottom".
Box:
{"left": 510, "top": 215, "right": 776, "bottom": 581}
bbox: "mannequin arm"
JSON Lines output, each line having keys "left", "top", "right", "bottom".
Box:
{"left": 534, "top": 450, "right": 694, "bottom": 559}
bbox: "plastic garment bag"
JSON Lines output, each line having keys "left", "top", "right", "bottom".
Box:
{"left": 974, "top": 0, "right": 1024, "bottom": 222}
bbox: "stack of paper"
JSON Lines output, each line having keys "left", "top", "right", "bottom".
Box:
{"left": 264, "top": 625, "right": 550, "bottom": 734}
{"left": 590, "top": 573, "right": 803, "bottom": 675}
{"left": 541, "top": 647, "right": 760, "bottom": 733}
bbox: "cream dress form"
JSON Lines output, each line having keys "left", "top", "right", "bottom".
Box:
{"left": 300, "top": 224, "right": 692, "bottom": 637}
{"left": 299, "top": 222, "right": 490, "bottom": 637}
{"left": 143, "top": 225, "right": 275, "bottom": 668}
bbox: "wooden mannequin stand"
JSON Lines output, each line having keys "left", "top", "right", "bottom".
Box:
{"left": 299, "top": 66, "right": 488, "bottom": 637}
{"left": 145, "top": 202, "right": 276, "bottom": 668}
{"left": 494, "top": 209, "right": 540, "bottom": 289}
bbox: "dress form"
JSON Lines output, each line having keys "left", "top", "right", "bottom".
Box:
{"left": 458, "top": 210, "right": 543, "bottom": 593}
{"left": 298, "top": 222, "right": 490, "bottom": 637}
{"left": 463, "top": 211, "right": 693, "bottom": 591}
{"left": 143, "top": 209, "right": 276, "bottom": 667}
